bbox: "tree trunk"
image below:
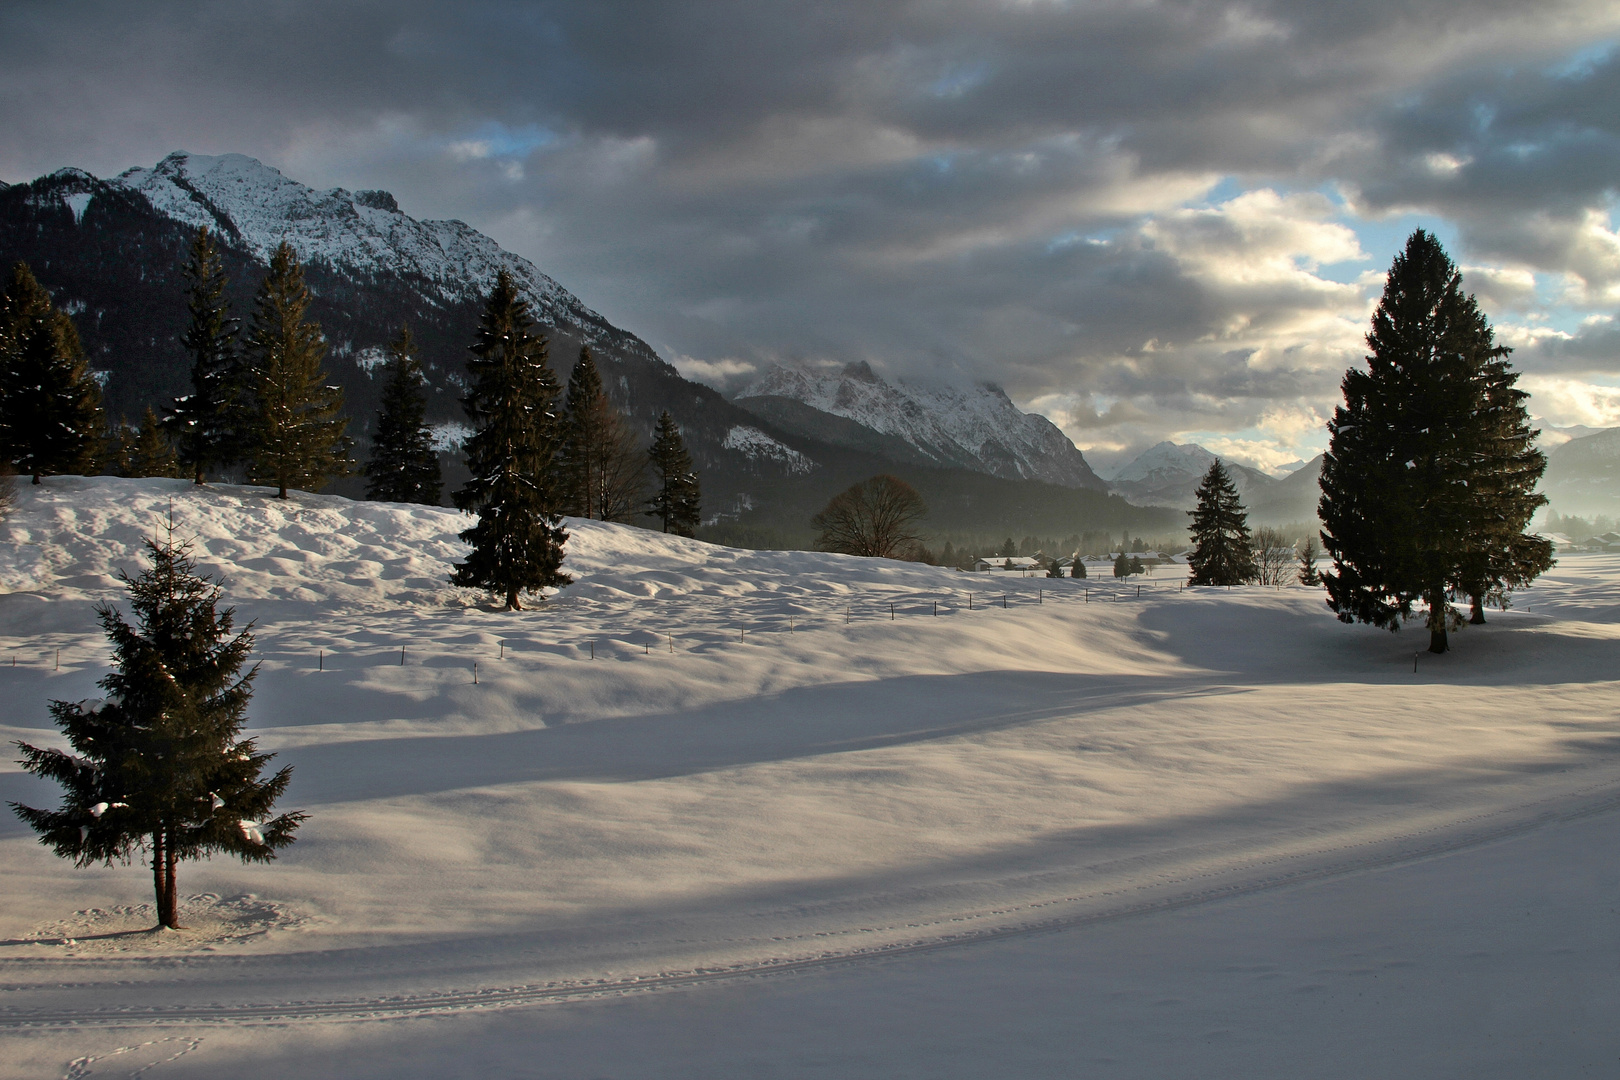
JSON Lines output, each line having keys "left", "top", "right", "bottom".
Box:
{"left": 1427, "top": 584, "right": 1449, "bottom": 654}
{"left": 1469, "top": 593, "right": 1486, "bottom": 624}
{"left": 163, "top": 846, "right": 180, "bottom": 929}
{"left": 505, "top": 589, "right": 521, "bottom": 611}
{"left": 151, "top": 830, "right": 165, "bottom": 928}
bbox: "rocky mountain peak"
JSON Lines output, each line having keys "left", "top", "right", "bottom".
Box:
{"left": 735, "top": 362, "right": 1105, "bottom": 490}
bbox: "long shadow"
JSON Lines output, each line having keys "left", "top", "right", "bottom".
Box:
{"left": 272, "top": 669, "right": 1183, "bottom": 806}
{"left": 1132, "top": 593, "right": 1620, "bottom": 688}
{"left": 9, "top": 737, "right": 1614, "bottom": 1001}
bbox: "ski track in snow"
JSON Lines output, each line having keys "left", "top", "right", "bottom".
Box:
{"left": 1, "top": 477, "right": 1618, "bottom": 1049}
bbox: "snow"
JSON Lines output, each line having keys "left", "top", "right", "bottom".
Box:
{"left": 0, "top": 476, "right": 1617, "bottom": 1077}
{"left": 60, "top": 192, "right": 92, "bottom": 225}
{"left": 109, "top": 152, "right": 617, "bottom": 351}
{"left": 738, "top": 361, "right": 1102, "bottom": 488}
{"left": 720, "top": 424, "right": 816, "bottom": 473}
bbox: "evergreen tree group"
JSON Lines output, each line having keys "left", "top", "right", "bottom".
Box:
{"left": 451, "top": 270, "right": 572, "bottom": 610}
{"left": 365, "top": 324, "right": 442, "bottom": 504}
{"left": 0, "top": 263, "right": 104, "bottom": 482}
{"left": 12, "top": 523, "right": 304, "bottom": 929}
{"left": 1320, "top": 230, "right": 1551, "bottom": 653}
{"left": 558, "top": 347, "right": 645, "bottom": 522}
{"left": 1186, "top": 459, "right": 1257, "bottom": 586}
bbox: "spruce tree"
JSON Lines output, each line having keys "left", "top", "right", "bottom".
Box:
{"left": 451, "top": 270, "right": 571, "bottom": 610}
{"left": 557, "top": 348, "right": 646, "bottom": 521}
{"left": 1071, "top": 558, "right": 1086, "bottom": 578}
{"left": 242, "top": 243, "right": 353, "bottom": 498}
{"left": 1113, "top": 552, "right": 1128, "bottom": 578}
{"left": 12, "top": 523, "right": 304, "bottom": 929}
{"left": 1186, "top": 459, "right": 1257, "bottom": 586}
{"left": 0, "top": 263, "right": 105, "bottom": 483}
{"left": 645, "top": 410, "right": 701, "bottom": 536}
{"left": 128, "top": 407, "right": 183, "bottom": 478}
{"left": 168, "top": 228, "right": 240, "bottom": 484}
{"left": 365, "top": 324, "right": 442, "bottom": 505}
{"left": 1320, "top": 230, "right": 1549, "bottom": 652}
{"left": 1297, "top": 535, "right": 1321, "bottom": 586}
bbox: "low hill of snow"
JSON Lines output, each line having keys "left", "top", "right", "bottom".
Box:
{"left": 1, "top": 477, "right": 1617, "bottom": 1076}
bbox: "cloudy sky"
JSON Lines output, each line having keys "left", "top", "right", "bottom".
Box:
{"left": 3, "top": 1, "right": 1618, "bottom": 473}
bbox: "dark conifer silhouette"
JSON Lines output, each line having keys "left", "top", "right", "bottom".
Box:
{"left": 12, "top": 522, "right": 304, "bottom": 929}
{"left": 243, "top": 243, "right": 353, "bottom": 498}
{"left": 1187, "top": 460, "right": 1256, "bottom": 586}
{"left": 558, "top": 348, "right": 645, "bottom": 521}
{"left": 1320, "top": 230, "right": 1550, "bottom": 652}
{"left": 168, "top": 228, "right": 240, "bottom": 484}
{"left": 645, "top": 410, "right": 700, "bottom": 536}
{"left": 0, "top": 263, "right": 104, "bottom": 482}
{"left": 128, "top": 407, "right": 183, "bottom": 478}
{"left": 365, "top": 324, "right": 442, "bottom": 505}
{"left": 451, "top": 270, "right": 570, "bottom": 610}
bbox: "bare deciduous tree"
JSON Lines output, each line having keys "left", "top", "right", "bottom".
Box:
{"left": 811, "top": 475, "right": 927, "bottom": 559}
{"left": 1252, "top": 525, "right": 1295, "bottom": 586}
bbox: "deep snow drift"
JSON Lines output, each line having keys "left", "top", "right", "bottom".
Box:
{"left": 0, "top": 477, "right": 1616, "bottom": 1078}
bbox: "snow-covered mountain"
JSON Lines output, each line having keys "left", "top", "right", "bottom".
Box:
{"left": 111, "top": 152, "right": 636, "bottom": 360}
{"left": 1105, "top": 441, "right": 1276, "bottom": 509}
{"left": 735, "top": 362, "right": 1106, "bottom": 490}
{"left": 0, "top": 152, "right": 792, "bottom": 509}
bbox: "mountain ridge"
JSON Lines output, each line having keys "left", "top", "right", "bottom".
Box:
{"left": 736, "top": 361, "right": 1107, "bottom": 490}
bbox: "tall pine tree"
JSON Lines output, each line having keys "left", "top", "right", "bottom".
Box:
{"left": 1186, "top": 459, "right": 1256, "bottom": 586}
{"left": 451, "top": 270, "right": 571, "bottom": 610}
{"left": 0, "top": 263, "right": 105, "bottom": 483}
{"left": 243, "top": 243, "right": 353, "bottom": 498}
{"left": 168, "top": 228, "right": 240, "bottom": 484}
{"left": 558, "top": 348, "right": 645, "bottom": 521}
{"left": 1320, "top": 230, "right": 1548, "bottom": 653}
{"left": 365, "top": 324, "right": 442, "bottom": 505}
{"left": 12, "top": 522, "right": 304, "bottom": 929}
{"left": 645, "top": 410, "right": 701, "bottom": 536}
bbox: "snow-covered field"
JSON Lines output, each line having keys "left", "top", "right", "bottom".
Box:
{"left": 0, "top": 477, "right": 1616, "bottom": 1078}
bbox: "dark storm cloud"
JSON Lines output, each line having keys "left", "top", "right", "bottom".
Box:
{"left": 1, "top": 0, "right": 1616, "bottom": 460}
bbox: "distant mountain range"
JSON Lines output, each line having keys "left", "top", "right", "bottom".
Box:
{"left": 1103, "top": 442, "right": 1276, "bottom": 509}
{"left": 1541, "top": 427, "right": 1620, "bottom": 518}
{"left": 734, "top": 362, "right": 1107, "bottom": 490}
{"left": 0, "top": 151, "right": 1180, "bottom": 544}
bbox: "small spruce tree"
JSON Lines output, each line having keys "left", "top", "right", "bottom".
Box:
{"left": 12, "top": 523, "right": 305, "bottom": 929}
{"left": 0, "top": 263, "right": 105, "bottom": 482}
{"left": 243, "top": 243, "right": 354, "bottom": 498}
{"left": 1297, "top": 535, "right": 1321, "bottom": 586}
{"left": 451, "top": 270, "right": 571, "bottom": 610}
{"left": 365, "top": 324, "right": 443, "bottom": 505}
{"left": 1186, "top": 459, "right": 1257, "bottom": 586}
{"left": 645, "top": 410, "right": 701, "bottom": 536}
{"left": 128, "top": 407, "right": 183, "bottom": 478}
{"left": 1071, "top": 558, "right": 1086, "bottom": 579}
{"left": 168, "top": 228, "right": 240, "bottom": 484}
